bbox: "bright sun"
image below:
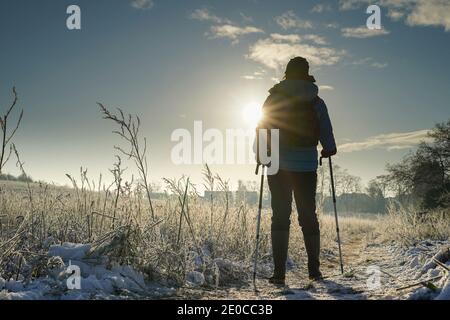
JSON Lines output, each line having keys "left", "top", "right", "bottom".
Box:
{"left": 242, "top": 102, "right": 263, "bottom": 128}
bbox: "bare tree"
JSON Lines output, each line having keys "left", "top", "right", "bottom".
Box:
{"left": 329, "top": 164, "right": 361, "bottom": 196}
{"left": 1, "top": 87, "right": 23, "bottom": 174}
{"left": 98, "top": 103, "right": 155, "bottom": 218}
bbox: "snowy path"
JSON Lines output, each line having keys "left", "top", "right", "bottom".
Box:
{"left": 175, "top": 238, "right": 450, "bottom": 300}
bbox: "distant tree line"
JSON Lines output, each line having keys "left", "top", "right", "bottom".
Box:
{"left": 318, "top": 120, "right": 449, "bottom": 214}
{"left": 322, "top": 192, "right": 386, "bottom": 214}
{"left": 0, "top": 172, "right": 33, "bottom": 183}
{"left": 317, "top": 166, "right": 389, "bottom": 214}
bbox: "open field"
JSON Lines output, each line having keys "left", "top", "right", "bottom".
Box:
{"left": 0, "top": 178, "right": 449, "bottom": 300}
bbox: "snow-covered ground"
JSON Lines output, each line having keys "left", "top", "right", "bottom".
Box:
{"left": 0, "top": 239, "right": 448, "bottom": 300}
{"left": 0, "top": 242, "right": 175, "bottom": 300}
{"left": 178, "top": 239, "right": 450, "bottom": 300}
{"left": 275, "top": 239, "right": 450, "bottom": 300}
{"left": 378, "top": 240, "right": 450, "bottom": 300}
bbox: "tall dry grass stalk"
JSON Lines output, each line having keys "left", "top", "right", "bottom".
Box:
{"left": 1, "top": 87, "right": 23, "bottom": 175}
{"left": 98, "top": 103, "right": 155, "bottom": 219}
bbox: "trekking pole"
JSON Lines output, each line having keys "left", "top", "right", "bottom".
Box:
{"left": 320, "top": 156, "right": 344, "bottom": 274}
{"left": 253, "top": 163, "right": 265, "bottom": 292}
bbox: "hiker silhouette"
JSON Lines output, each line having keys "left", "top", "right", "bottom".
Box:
{"left": 257, "top": 56, "right": 337, "bottom": 285}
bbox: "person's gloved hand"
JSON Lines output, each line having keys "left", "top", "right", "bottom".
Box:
{"left": 321, "top": 148, "right": 337, "bottom": 158}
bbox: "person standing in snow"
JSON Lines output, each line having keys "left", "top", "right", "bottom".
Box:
{"left": 257, "top": 57, "right": 337, "bottom": 285}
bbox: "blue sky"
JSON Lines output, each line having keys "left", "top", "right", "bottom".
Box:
{"left": 1, "top": 0, "right": 449, "bottom": 188}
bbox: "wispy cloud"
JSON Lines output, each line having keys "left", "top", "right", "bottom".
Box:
{"left": 339, "top": 0, "right": 417, "bottom": 11}
{"left": 191, "top": 8, "right": 264, "bottom": 44}
{"left": 339, "top": 0, "right": 368, "bottom": 11}
{"left": 339, "top": 0, "right": 416, "bottom": 12}
{"left": 247, "top": 34, "right": 345, "bottom": 70}
{"left": 351, "top": 57, "right": 388, "bottom": 68}
{"left": 342, "top": 26, "right": 390, "bottom": 38}
{"left": 326, "top": 22, "right": 340, "bottom": 29}
{"left": 270, "top": 33, "right": 327, "bottom": 45}
{"left": 270, "top": 33, "right": 301, "bottom": 43}
{"left": 242, "top": 69, "right": 267, "bottom": 81}
{"left": 275, "top": 11, "right": 313, "bottom": 30}
{"left": 130, "top": 0, "right": 154, "bottom": 10}
{"left": 242, "top": 75, "right": 263, "bottom": 80}
{"left": 339, "top": 0, "right": 450, "bottom": 32}
{"left": 319, "top": 85, "right": 335, "bottom": 91}
{"left": 190, "top": 8, "right": 230, "bottom": 24}
{"left": 407, "top": 0, "right": 450, "bottom": 31}
{"left": 339, "top": 129, "right": 432, "bottom": 153}
{"left": 388, "top": 9, "right": 407, "bottom": 21}
{"left": 311, "top": 4, "right": 333, "bottom": 13}
{"left": 209, "top": 25, "right": 264, "bottom": 43}
{"left": 302, "top": 34, "right": 328, "bottom": 45}
{"left": 371, "top": 62, "right": 389, "bottom": 68}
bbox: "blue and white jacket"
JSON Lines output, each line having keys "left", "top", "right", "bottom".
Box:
{"left": 256, "top": 79, "right": 336, "bottom": 172}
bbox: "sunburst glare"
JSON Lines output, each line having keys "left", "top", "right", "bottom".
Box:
{"left": 242, "top": 102, "right": 263, "bottom": 128}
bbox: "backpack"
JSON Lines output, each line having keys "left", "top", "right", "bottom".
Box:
{"left": 263, "top": 92, "right": 320, "bottom": 148}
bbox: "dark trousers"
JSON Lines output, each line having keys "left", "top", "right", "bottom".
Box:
{"left": 268, "top": 170, "right": 319, "bottom": 236}
{"left": 267, "top": 169, "right": 321, "bottom": 277}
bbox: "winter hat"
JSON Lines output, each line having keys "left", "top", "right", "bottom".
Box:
{"left": 285, "top": 57, "right": 316, "bottom": 82}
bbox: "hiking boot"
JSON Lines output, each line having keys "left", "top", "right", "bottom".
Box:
{"left": 271, "top": 230, "right": 290, "bottom": 282}
{"left": 268, "top": 276, "right": 286, "bottom": 286}
{"left": 304, "top": 235, "right": 321, "bottom": 279}
{"left": 308, "top": 272, "right": 324, "bottom": 282}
